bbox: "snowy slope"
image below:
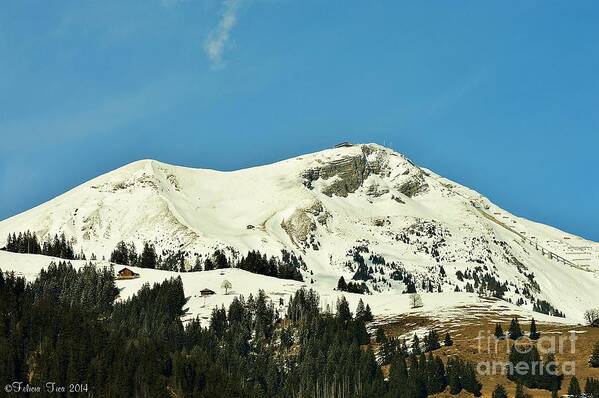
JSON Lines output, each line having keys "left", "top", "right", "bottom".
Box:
{"left": 0, "top": 251, "right": 571, "bottom": 325}
{"left": 1, "top": 143, "right": 597, "bottom": 322}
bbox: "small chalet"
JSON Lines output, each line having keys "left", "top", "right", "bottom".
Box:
{"left": 116, "top": 267, "right": 140, "bottom": 279}
{"left": 200, "top": 288, "right": 216, "bottom": 297}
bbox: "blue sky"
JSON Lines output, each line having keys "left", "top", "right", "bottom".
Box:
{"left": 0, "top": 0, "right": 597, "bottom": 240}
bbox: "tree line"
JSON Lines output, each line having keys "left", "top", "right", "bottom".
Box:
{"left": 110, "top": 241, "right": 305, "bottom": 282}
{"left": 4, "top": 231, "right": 80, "bottom": 260}
{"left": 337, "top": 276, "right": 370, "bottom": 294}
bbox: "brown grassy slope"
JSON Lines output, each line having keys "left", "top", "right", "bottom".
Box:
{"left": 375, "top": 311, "right": 599, "bottom": 397}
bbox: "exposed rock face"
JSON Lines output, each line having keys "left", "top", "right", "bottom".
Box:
{"left": 302, "top": 154, "right": 369, "bottom": 197}
{"left": 302, "top": 145, "right": 387, "bottom": 197}
{"left": 281, "top": 201, "right": 328, "bottom": 249}
{"left": 301, "top": 145, "right": 427, "bottom": 198}
{"left": 396, "top": 173, "right": 429, "bottom": 198}
{"left": 362, "top": 145, "right": 391, "bottom": 176}
{"left": 320, "top": 155, "right": 369, "bottom": 197}
{"left": 366, "top": 183, "right": 389, "bottom": 198}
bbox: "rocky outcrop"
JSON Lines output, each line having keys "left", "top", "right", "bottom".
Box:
{"left": 302, "top": 154, "right": 369, "bottom": 197}
{"left": 396, "top": 173, "right": 429, "bottom": 198}
{"left": 366, "top": 183, "right": 389, "bottom": 198}
{"left": 362, "top": 145, "right": 391, "bottom": 177}
{"left": 281, "top": 201, "right": 329, "bottom": 249}
{"left": 301, "top": 145, "right": 396, "bottom": 197}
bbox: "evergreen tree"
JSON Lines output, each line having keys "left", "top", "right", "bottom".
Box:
{"left": 515, "top": 383, "right": 532, "bottom": 398}
{"left": 404, "top": 281, "right": 417, "bottom": 294}
{"left": 209, "top": 306, "right": 228, "bottom": 339}
{"left": 425, "top": 353, "right": 446, "bottom": 394}
{"left": 447, "top": 358, "right": 462, "bottom": 394}
{"left": 375, "top": 327, "right": 387, "bottom": 344}
{"left": 412, "top": 334, "right": 422, "bottom": 355}
{"left": 508, "top": 318, "right": 523, "bottom": 339}
{"left": 388, "top": 355, "right": 410, "bottom": 397}
{"left": 336, "top": 296, "right": 352, "bottom": 323}
{"left": 590, "top": 341, "right": 599, "bottom": 367}
{"left": 543, "top": 352, "right": 561, "bottom": 392}
{"left": 494, "top": 322, "right": 505, "bottom": 339}
{"left": 337, "top": 276, "right": 347, "bottom": 291}
{"left": 529, "top": 318, "right": 540, "bottom": 340}
{"left": 192, "top": 256, "right": 203, "bottom": 272}
{"left": 568, "top": 376, "right": 581, "bottom": 397}
{"left": 378, "top": 339, "right": 393, "bottom": 365}
{"left": 585, "top": 377, "right": 599, "bottom": 397}
{"left": 491, "top": 384, "right": 508, "bottom": 398}
{"left": 424, "top": 329, "right": 441, "bottom": 352}
{"left": 204, "top": 258, "right": 214, "bottom": 271}
{"left": 140, "top": 242, "right": 157, "bottom": 269}
{"left": 355, "top": 298, "right": 366, "bottom": 320}
{"left": 126, "top": 242, "right": 138, "bottom": 266}
{"left": 110, "top": 241, "right": 129, "bottom": 265}
{"left": 461, "top": 360, "right": 482, "bottom": 396}
{"left": 352, "top": 319, "right": 370, "bottom": 345}
{"left": 363, "top": 304, "right": 374, "bottom": 321}
{"left": 409, "top": 354, "right": 427, "bottom": 398}
{"left": 444, "top": 332, "right": 453, "bottom": 347}
{"left": 213, "top": 249, "right": 229, "bottom": 269}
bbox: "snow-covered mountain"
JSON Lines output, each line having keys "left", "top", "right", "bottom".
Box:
{"left": 1, "top": 143, "right": 598, "bottom": 321}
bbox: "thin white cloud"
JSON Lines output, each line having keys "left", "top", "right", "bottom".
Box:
{"left": 204, "top": 0, "right": 243, "bottom": 68}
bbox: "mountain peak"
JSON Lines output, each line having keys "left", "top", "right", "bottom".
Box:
{"left": 1, "top": 143, "right": 598, "bottom": 322}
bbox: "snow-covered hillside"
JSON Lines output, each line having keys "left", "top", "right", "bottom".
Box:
{"left": 1, "top": 143, "right": 597, "bottom": 322}
{"left": 0, "top": 251, "right": 571, "bottom": 326}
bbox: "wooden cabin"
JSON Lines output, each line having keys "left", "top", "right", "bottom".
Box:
{"left": 116, "top": 267, "right": 140, "bottom": 280}
{"left": 200, "top": 288, "right": 216, "bottom": 296}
